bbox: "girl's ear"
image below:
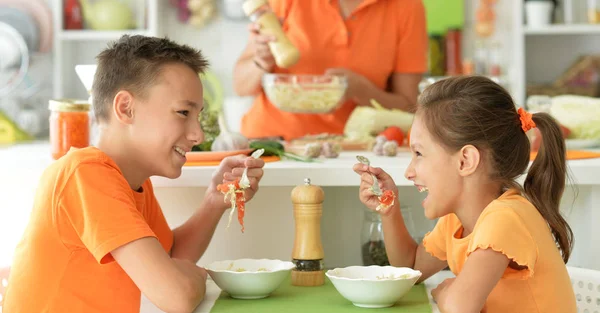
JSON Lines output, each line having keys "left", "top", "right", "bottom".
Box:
{"left": 457, "top": 145, "right": 481, "bottom": 177}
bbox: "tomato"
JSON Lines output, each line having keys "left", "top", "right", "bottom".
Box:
{"left": 529, "top": 124, "right": 572, "bottom": 152}
{"left": 380, "top": 126, "right": 405, "bottom": 146}
{"left": 379, "top": 190, "right": 395, "bottom": 207}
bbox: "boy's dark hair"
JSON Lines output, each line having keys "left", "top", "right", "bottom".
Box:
{"left": 92, "top": 35, "right": 209, "bottom": 122}
{"left": 418, "top": 76, "right": 573, "bottom": 263}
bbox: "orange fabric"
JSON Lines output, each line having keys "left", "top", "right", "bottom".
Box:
{"left": 530, "top": 149, "right": 600, "bottom": 160}
{"left": 241, "top": 0, "right": 427, "bottom": 140}
{"left": 518, "top": 107, "right": 536, "bottom": 132}
{"left": 184, "top": 155, "right": 280, "bottom": 166}
{"left": 422, "top": 189, "right": 576, "bottom": 313}
{"left": 4, "top": 147, "right": 173, "bottom": 313}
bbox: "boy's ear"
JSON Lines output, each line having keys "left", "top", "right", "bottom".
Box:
{"left": 457, "top": 144, "right": 480, "bottom": 177}
{"left": 112, "top": 90, "right": 135, "bottom": 124}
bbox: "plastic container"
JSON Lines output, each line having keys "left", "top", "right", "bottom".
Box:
{"left": 48, "top": 99, "right": 90, "bottom": 160}
{"left": 262, "top": 73, "right": 347, "bottom": 114}
{"left": 589, "top": 0, "right": 600, "bottom": 23}
{"left": 525, "top": 0, "right": 554, "bottom": 28}
{"left": 243, "top": 0, "right": 300, "bottom": 68}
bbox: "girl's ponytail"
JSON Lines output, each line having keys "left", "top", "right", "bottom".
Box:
{"left": 523, "top": 112, "right": 573, "bottom": 263}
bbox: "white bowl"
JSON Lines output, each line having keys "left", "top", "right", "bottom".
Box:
{"left": 326, "top": 266, "right": 422, "bottom": 308}
{"left": 205, "top": 258, "right": 294, "bottom": 299}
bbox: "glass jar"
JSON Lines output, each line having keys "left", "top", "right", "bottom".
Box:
{"left": 48, "top": 99, "right": 90, "bottom": 160}
{"left": 361, "top": 207, "right": 416, "bottom": 266}
{"left": 427, "top": 35, "right": 445, "bottom": 77}
{"left": 444, "top": 28, "right": 462, "bottom": 76}
{"left": 589, "top": 0, "right": 600, "bottom": 23}
{"left": 242, "top": 0, "right": 300, "bottom": 69}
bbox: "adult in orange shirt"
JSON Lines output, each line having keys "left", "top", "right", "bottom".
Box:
{"left": 354, "top": 76, "right": 577, "bottom": 312}
{"left": 3, "top": 36, "right": 265, "bottom": 313}
{"left": 234, "top": 0, "right": 427, "bottom": 140}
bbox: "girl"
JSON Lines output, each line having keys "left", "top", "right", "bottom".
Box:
{"left": 354, "top": 76, "right": 576, "bottom": 313}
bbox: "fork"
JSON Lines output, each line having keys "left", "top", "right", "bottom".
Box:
{"left": 356, "top": 155, "right": 383, "bottom": 197}
{"left": 239, "top": 148, "right": 265, "bottom": 189}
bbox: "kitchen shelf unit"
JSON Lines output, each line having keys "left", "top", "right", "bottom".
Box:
{"left": 51, "top": 0, "right": 160, "bottom": 100}
{"left": 510, "top": 0, "right": 600, "bottom": 106}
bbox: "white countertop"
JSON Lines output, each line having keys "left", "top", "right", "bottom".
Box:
{"left": 2, "top": 142, "right": 600, "bottom": 187}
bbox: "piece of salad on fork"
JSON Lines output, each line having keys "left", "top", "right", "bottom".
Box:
{"left": 217, "top": 148, "right": 265, "bottom": 232}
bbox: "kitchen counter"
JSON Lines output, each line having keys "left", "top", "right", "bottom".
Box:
{"left": 3, "top": 142, "right": 600, "bottom": 187}
{"left": 1, "top": 142, "right": 600, "bottom": 273}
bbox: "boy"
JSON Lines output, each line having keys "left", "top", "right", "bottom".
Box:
{"left": 3, "top": 35, "right": 265, "bottom": 313}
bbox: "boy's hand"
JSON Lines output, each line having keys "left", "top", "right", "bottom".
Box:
{"left": 173, "top": 258, "right": 207, "bottom": 282}
{"left": 353, "top": 163, "right": 399, "bottom": 214}
{"left": 205, "top": 154, "right": 265, "bottom": 212}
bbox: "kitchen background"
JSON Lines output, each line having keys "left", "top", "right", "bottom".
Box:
{"left": 1, "top": 0, "right": 600, "bottom": 268}
{"left": 3, "top": 0, "right": 599, "bottom": 141}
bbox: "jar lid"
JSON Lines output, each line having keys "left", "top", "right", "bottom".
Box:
{"left": 48, "top": 99, "right": 91, "bottom": 112}
{"left": 242, "top": 0, "right": 267, "bottom": 16}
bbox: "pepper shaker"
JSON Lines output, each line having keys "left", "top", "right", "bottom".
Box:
{"left": 290, "top": 178, "right": 325, "bottom": 286}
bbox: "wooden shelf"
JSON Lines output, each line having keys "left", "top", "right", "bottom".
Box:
{"left": 58, "top": 29, "right": 154, "bottom": 41}
{"left": 52, "top": 0, "right": 159, "bottom": 99}
{"left": 524, "top": 24, "right": 600, "bottom": 35}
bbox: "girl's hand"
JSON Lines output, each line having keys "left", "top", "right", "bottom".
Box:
{"left": 432, "top": 277, "right": 488, "bottom": 313}
{"left": 353, "top": 163, "right": 399, "bottom": 214}
{"left": 431, "top": 277, "right": 454, "bottom": 304}
{"left": 248, "top": 23, "right": 276, "bottom": 72}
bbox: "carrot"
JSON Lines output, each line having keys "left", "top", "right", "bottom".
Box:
{"left": 236, "top": 192, "right": 246, "bottom": 233}
{"left": 218, "top": 178, "right": 248, "bottom": 232}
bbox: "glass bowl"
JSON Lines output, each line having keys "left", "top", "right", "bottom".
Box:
{"left": 262, "top": 73, "right": 348, "bottom": 114}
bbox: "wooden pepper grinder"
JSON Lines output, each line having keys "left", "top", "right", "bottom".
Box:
{"left": 290, "top": 178, "right": 325, "bottom": 286}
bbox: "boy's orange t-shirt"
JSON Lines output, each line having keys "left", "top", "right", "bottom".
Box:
{"left": 423, "top": 189, "right": 577, "bottom": 313}
{"left": 3, "top": 147, "right": 173, "bottom": 313}
{"left": 240, "top": 0, "right": 428, "bottom": 140}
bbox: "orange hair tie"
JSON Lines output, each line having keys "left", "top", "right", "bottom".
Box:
{"left": 518, "top": 107, "right": 536, "bottom": 132}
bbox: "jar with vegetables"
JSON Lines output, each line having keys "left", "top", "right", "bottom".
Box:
{"left": 361, "top": 207, "right": 416, "bottom": 266}
{"left": 48, "top": 99, "right": 91, "bottom": 160}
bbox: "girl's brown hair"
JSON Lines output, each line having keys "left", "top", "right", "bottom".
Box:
{"left": 417, "top": 76, "right": 573, "bottom": 263}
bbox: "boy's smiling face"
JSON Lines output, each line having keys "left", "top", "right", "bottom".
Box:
{"left": 128, "top": 63, "right": 205, "bottom": 179}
